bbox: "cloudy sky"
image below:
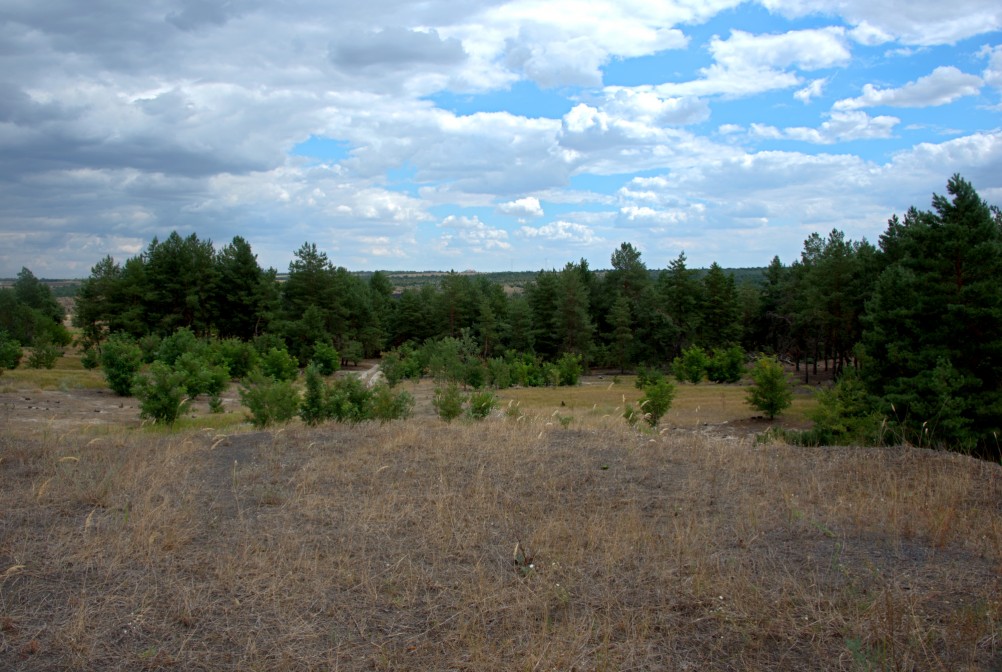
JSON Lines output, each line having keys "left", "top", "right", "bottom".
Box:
{"left": 1, "top": 0, "right": 1000, "bottom": 278}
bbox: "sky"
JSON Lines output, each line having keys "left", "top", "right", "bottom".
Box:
{"left": 1, "top": 1, "right": 1000, "bottom": 278}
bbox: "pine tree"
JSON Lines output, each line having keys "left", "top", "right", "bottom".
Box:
{"left": 862, "top": 175, "right": 1002, "bottom": 453}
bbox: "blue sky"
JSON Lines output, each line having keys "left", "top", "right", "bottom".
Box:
{"left": 0, "top": 0, "right": 1000, "bottom": 277}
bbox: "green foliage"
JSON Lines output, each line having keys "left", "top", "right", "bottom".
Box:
{"left": 325, "top": 375, "right": 372, "bottom": 424}
{"left": 433, "top": 382, "right": 466, "bottom": 423}
{"left": 673, "top": 345, "right": 709, "bottom": 384}
{"left": 213, "top": 338, "right": 259, "bottom": 379}
{"left": 156, "top": 327, "right": 201, "bottom": 366}
{"left": 707, "top": 345, "right": 745, "bottom": 383}
{"left": 299, "top": 364, "right": 328, "bottom": 426}
{"left": 635, "top": 366, "right": 665, "bottom": 389}
{"left": 370, "top": 384, "right": 414, "bottom": 423}
{"left": 467, "top": 389, "right": 498, "bottom": 420}
{"left": 310, "top": 341, "right": 341, "bottom": 376}
{"left": 341, "top": 340, "right": 364, "bottom": 366}
{"left": 173, "top": 352, "right": 229, "bottom": 404}
{"left": 26, "top": 337, "right": 61, "bottom": 369}
{"left": 138, "top": 334, "right": 162, "bottom": 364}
{"left": 791, "top": 370, "right": 883, "bottom": 446}
{"left": 379, "top": 344, "right": 423, "bottom": 387}
{"left": 623, "top": 404, "right": 640, "bottom": 427}
{"left": 239, "top": 371, "right": 300, "bottom": 428}
{"left": 463, "top": 360, "right": 487, "bottom": 389}
{"left": 80, "top": 346, "right": 100, "bottom": 370}
{"left": 133, "top": 361, "right": 189, "bottom": 425}
{"left": 101, "top": 334, "right": 144, "bottom": 396}
{"left": 486, "top": 357, "right": 512, "bottom": 389}
{"left": 746, "top": 356, "right": 793, "bottom": 420}
{"left": 0, "top": 331, "right": 22, "bottom": 374}
{"left": 862, "top": 176, "right": 1002, "bottom": 453}
{"left": 259, "top": 346, "right": 299, "bottom": 382}
{"left": 556, "top": 352, "right": 583, "bottom": 386}
{"left": 638, "top": 379, "right": 675, "bottom": 427}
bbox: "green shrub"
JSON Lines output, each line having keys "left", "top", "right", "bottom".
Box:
{"left": 635, "top": 366, "right": 665, "bottom": 389}
{"left": 556, "top": 352, "right": 583, "bottom": 386}
{"left": 0, "top": 331, "right": 22, "bottom": 374}
{"left": 326, "top": 375, "right": 372, "bottom": 424}
{"left": 370, "top": 383, "right": 414, "bottom": 423}
{"left": 673, "top": 345, "right": 709, "bottom": 384}
{"left": 239, "top": 371, "right": 300, "bottom": 428}
{"left": 259, "top": 346, "right": 299, "bottom": 382}
{"left": 341, "top": 340, "right": 364, "bottom": 367}
{"left": 156, "top": 327, "right": 201, "bottom": 366}
{"left": 138, "top": 334, "right": 162, "bottom": 364}
{"left": 792, "top": 369, "right": 883, "bottom": 446}
{"left": 707, "top": 345, "right": 745, "bottom": 383}
{"left": 101, "top": 334, "right": 143, "bottom": 396}
{"left": 746, "top": 356, "right": 793, "bottom": 420}
{"left": 213, "top": 338, "right": 259, "bottom": 379}
{"left": 463, "top": 361, "right": 487, "bottom": 389}
{"left": 311, "top": 341, "right": 341, "bottom": 376}
{"left": 433, "top": 382, "right": 466, "bottom": 422}
{"left": 26, "top": 337, "right": 60, "bottom": 369}
{"left": 299, "top": 364, "right": 328, "bottom": 426}
{"left": 133, "top": 361, "right": 189, "bottom": 425}
{"left": 486, "top": 357, "right": 512, "bottom": 389}
{"left": 80, "top": 346, "right": 100, "bottom": 370}
{"left": 468, "top": 389, "right": 498, "bottom": 420}
{"left": 639, "top": 379, "right": 676, "bottom": 427}
{"left": 174, "top": 352, "right": 229, "bottom": 407}
{"left": 379, "top": 345, "right": 423, "bottom": 387}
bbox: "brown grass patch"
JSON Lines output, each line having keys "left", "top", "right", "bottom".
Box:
{"left": 1, "top": 399, "right": 1000, "bottom": 670}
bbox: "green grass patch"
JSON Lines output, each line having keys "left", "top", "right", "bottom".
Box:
{"left": 499, "top": 376, "right": 816, "bottom": 428}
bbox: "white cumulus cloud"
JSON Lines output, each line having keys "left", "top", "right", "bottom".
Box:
{"left": 834, "top": 66, "right": 982, "bottom": 109}
{"left": 497, "top": 196, "right": 544, "bottom": 217}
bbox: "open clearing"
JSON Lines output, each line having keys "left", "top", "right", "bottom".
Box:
{"left": 1, "top": 358, "right": 1000, "bottom": 670}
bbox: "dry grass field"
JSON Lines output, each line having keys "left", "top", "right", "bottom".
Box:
{"left": 1, "top": 356, "right": 1001, "bottom": 670}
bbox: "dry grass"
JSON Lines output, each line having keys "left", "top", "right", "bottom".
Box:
{"left": 2, "top": 391, "right": 1000, "bottom": 671}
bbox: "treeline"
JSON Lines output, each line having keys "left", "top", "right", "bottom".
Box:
{"left": 28, "top": 174, "right": 1002, "bottom": 454}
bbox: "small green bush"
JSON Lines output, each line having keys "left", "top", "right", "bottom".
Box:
{"left": 556, "top": 352, "right": 583, "bottom": 386}
{"left": 133, "top": 361, "right": 189, "bottom": 425}
{"left": 259, "top": 346, "right": 299, "bottom": 382}
{"left": 673, "top": 345, "right": 709, "bottom": 384}
{"left": 486, "top": 357, "right": 512, "bottom": 389}
{"left": 746, "top": 356, "right": 793, "bottom": 420}
{"left": 791, "top": 370, "right": 884, "bottom": 446}
{"left": 213, "top": 338, "right": 259, "bottom": 379}
{"left": 468, "top": 389, "right": 498, "bottom": 420}
{"left": 635, "top": 366, "right": 665, "bottom": 389}
{"left": 639, "top": 379, "right": 676, "bottom": 427}
{"left": 379, "top": 345, "right": 423, "bottom": 387}
{"left": 433, "top": 382, "right": 466, "bottom": 422}
{"left": 239, "top": 370, "right": 300, "bottom": 428}
{"left": 707, "top": 345, "right": 745, "bottom": 383}
{"left": 311, "top": 341, "right": 340, "bottom": 376}
{"left": 326, "top": 375, "right": 372, "bottom": 424}
{"left": 26, "top": 337, "right": 60, "bottom": 369}
{"left": 157, "top": 327, "right": 201, "bottom": 367}
{"left": 101, "top": 334, "right": 143, "bottom": 396}
{"left": 174, "top": 352, "right": 229, "bottom": 407}
{"left": 0, "top": 331, "right": 22, "bottom": 374}
{"left": 299, "top": 364, "right": 328, "bottom": 426}
{"left": 370, "top": 383, "right": 414, "bottom": 423}
{"left": 80, "top": 346, "right": 100, "bottom": 370}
